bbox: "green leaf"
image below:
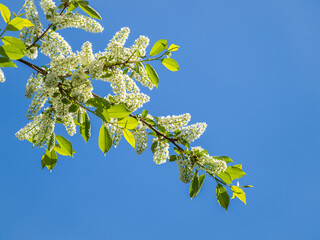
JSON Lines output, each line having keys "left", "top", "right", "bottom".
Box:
{"left": 41, "top": 150, "right": 57, "bottom": 171}
{"left": 78, "top": 4, "right": 102, "bottom": 20}
{"left": 123, "top": 129, "right": 135, "bottom": 149}
{"left": 80, "top": 112, "right": 91, "bottom": 143}
{"left": 189, "top": 170, "right": 205, "bottom": 199}
{"left": 225, "top": 165, "right": 246, "bottom": 181}
{"left": 68, "top": 104, "right": 79, "bottom": 113}
{"left": 67, "top": 2, "right": 79, "bottom": 12}
{"left": 217, "top": 172, "right": 232, "bottom": 184}
{"left": 107, "top": 105, "right": 131, "bottom": 119}
{"left": 150, "top": 39, "right": 167, "bottom": 56}
{"left": 98, "top": 124, "right": 112, "bottom": 155}
{"left": 142, "top": 110, "right": 148, "bottom": 118}
{"left": 86, "top": 97, "right": 110, "bottom": 109}
{"left": 54, "top": 144, "right": 76, "bottom": 156}
{"left": 117, "top": 117, "right": 139, "bottom": 129}
{"left": 56, "top": 135, "right": 73, "bottom": 157}
{"left": 151, "top": 141, "right": 158, "bottom": 154}
{"left": 216, "top": 184, "right": 230, "bottom": 211}
{"left": 215, "top": 156, "right": 233, "bottom": 163}
{"left": 0, "top": 44, "right": 25, "bottom": 60}
{"left": 7, "top": 17, "right": 34, "bottom": 31}
{"left": 169, "top": 155, "right": 179, "bottom": 162}
{"left": 2, "top": 36, "right": 26, "bottom": 51}
{"left": 145, "top": 64, "right": 159, "bottom": 88}
{"left": 95, "top": 107, "right": 110, "bottom": 123}
{"left": 47, "top": 132, "right": 55, "bottom": 152}
{"left": 168, "top": 44, "right": 180, "bottom": 52}
{"left": 231, "top": 186, "right": 246, "bottom": 205}
{"left": 161, "top": 58, "right": 179, "bottom": 71}
{"left": 0, "top": 4, "right": 11, "bottom": 23}
{"left": 0, "top": 57, "right": 16, "bottom": 67}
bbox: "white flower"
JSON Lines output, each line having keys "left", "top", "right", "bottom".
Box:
{"left": 132, "top": 124, "right": 148, "bottom": 154}
{"left": 190, "top": 147, "right": 227, "bottom": 175}
{"left": 54, "top": 12, "right": 104, "bottom": 33}
{"left": 157, "top": 113, "right": 191, "bottom": 132}
{"left": 62, "top": 114, "right": 76, "bottom": 136}
{"left": 20, "top": 0, "right": 43, "bottom": 59}
{"left": 41, "top": 30, "right": 72, "bottom": 59}
{"left": 177, "top": 155, "right": 194, "bottom": 183}
{"left": 178, "top": 123, "right": 207, "bottom": 143}
{"left": 27, "top": 88, "right": 48, "bottom": 119}
{"left": 16, "top": 110, "right": 55, "bottom": 147}
{"left": 153, "top": 140, "right": 169, "bottom": 165}
{"left": 0, "top": 68, "right": 5, "bottom": 83}
{"left": 25, "top": 74, "right": 44, "bottom": 98}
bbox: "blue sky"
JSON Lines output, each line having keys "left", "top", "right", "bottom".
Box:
{"left": 0, "top": 0, "right": 319, "bottom": 239}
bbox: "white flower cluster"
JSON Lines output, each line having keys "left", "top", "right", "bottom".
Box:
{"left": 108, "top": 119, "right": 123, "bottom": 147}
{"left": 16, "top": 109, "right": 55, "bottom": 147}
{"left": 62, "top": 114, "right": 76, "bottom": 136}
{"left": 106, "top": 69, "right": 150, "bottom": 112}
{"left": 191, "top": 147, "right": 227, "bottom": 175}
{"left": 40, "top": 0, "right": 58, "bottom": 18}
{"left": 176, "top": 155, "right": 194, "bottom": 183}
{"left": 178, "top": 123, "right": 207, "bottom": 143}
{"left": 41, "top": 30, "right": 72, "bottom": 59}
{"left": 54, "top": 13, "right": 104, "bottom": 33}
{"left": 49, "top": 53, "right": 80, "bottom": 75}
{"left": 153, "top": 140, "right": 170, "bottom": 165}
{"left": 78, "top": 41, "right": 95, "bottom": 68}
{"left": 25, "top": 74, "right": 44, "bottom": 99}
{"left": 20, "top": 0, "right": 43, "bottom": 59}
{"left": 157, "top": 113, "right": 191, "bottom": 132}
{"left": 132, "top": 124, "right": 148, "bottom": 154}
{"left": 0, "top": 68, "right": 5, "bottom": 83}
{"left": 27, "top": 88, "right": 48, "bottom": 119}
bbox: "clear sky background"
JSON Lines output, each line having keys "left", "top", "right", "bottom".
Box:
{"left": 0, "top": 0, "right": 319, "bottom": 239}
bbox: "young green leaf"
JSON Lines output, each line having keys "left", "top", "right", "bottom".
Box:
{"left": 41, "top": 150, "right": 57, "bottom": 171}
{"left": 98, "top": 124, "right": 112, "bottom": 155}
{"left": 161, "top": 58, "right": 179, "bottom": 71}
{"left": 169, "top": 155, "right": 179, "bottom": 162}
{"left": 189, "top": 170, "right": 205, "bottom": 199}
{"left": 0, "top": 4, "right": 11, "bottom": 23}
{"left": 86, "top": 97, "right": 110, "bottom": 109}
{"left": 56, "top": 135, "right": 73, "bottom": 157}
{"left": 216, "top": 184, "right": 230, "bottom": 211}
{"left": 95, "top": 107, "right": 110, "bottom": 123}
{"left": 78, "top": 3, "right": 102, "bottom": 20}
{"left": 117, "top": 117, "right": 139, "bottom": 129}
{"left": 107, "top": 105, "right": 131, "bottom": 119}
{"left": 142, "top": 110, "right": 148, "bottom": 118}
{"left": 215, "top": 156, "right": 233, "bottom": 163}
{"left": 0, "top": 57, "right": 16, "bottom": 68}
{"left": 168, "top": 44, "right": 180, "bottom": 52}
{"left": 54, "top": 144, "right": 76, "bottom": 156}
{"left": 217, "top": 172, "right": 232, "bottom": 184}
{"left": 123, "top": 129, "right": 135, "bottom": 149}
{"left": 68, "top": 104, "right": 79, "bottom": 113}
{"left": 150, "top": 39, "right": 167, "bottom": 56}
{"left": 67, "top": 2, "right": 79, "bottom": 12}
{"left": 80, "top": 112, "right": 91, "bottom": 143}
{"left": 2, "top": 37, "right": 26, "bottom": 52}
{"left": 7, "top": 17, "right": 34, "bottom": 31}
{"left": 145, "top": 64, "right": 159, "bottom": 88}
{"left": 231, "top": 186, "right": 246, "bottom": 205}
{"left": 151, "top": 141, "right": 158, "bottom": 154}
{"left": 0, "top": 44, "right": 25, "bottom": 60}
{"left": 225, "top": 165, "right": 246, "bottom": 181}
